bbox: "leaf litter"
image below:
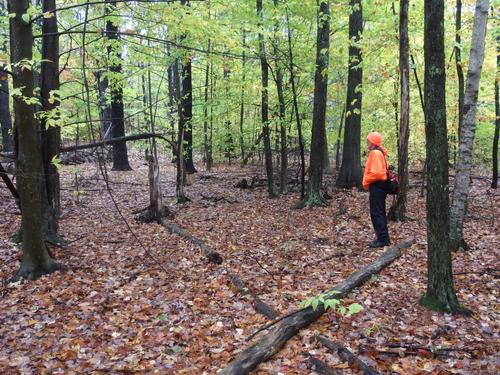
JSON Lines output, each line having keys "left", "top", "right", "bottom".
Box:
{"left": 0, "top": 156, "right": 498, "bottom": 374}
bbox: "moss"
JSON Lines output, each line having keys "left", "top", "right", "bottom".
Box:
{"left": 419, "top": 294, "right": 471, "bottom": 316}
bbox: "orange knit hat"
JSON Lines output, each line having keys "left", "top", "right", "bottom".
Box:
{"left": 367, "top": 131, "right": 382, "bottom": 146}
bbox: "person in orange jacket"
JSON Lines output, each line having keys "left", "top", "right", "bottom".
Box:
{"left": 363, "top": 131, "right": 390, "bottom": 248}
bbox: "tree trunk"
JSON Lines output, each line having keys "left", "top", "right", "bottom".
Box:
{"left": 298, "top": 0, "right": 330, "bottom": 207}
{"left": 94, "top": 70, "right": 112, "bottom": 139}
{"left": 420, "top": 0, "right": 466, "bottom": 314}
{"left": 335, "top": 107, "right": 345, "bottom": 171}
{"left": 41, "top": 0, "right": 61, "bottom": 242}
{"left": 167, "top": 55, "right": 179, "bottom": 161}
{"left": 0, "top": 4, "right": 12, "bottom": 155}
{"left": 273, "top": 0, "right": 288, "bottom": 194}
{"left": 9, "top": 0, "right": 61, "bottom": 281}
{"left": 285, "top": 7, "right": 306, "bottom": 198}
{"left": 181, "top": 57, "right": 197, "bottom": 174}
{"left": 337, "top": 0, "right": 363, "bottom": 188}
{"left": 449, "top": 0, "right": 490, "bottom": 251}
{"left": 223, "top": 65, "right": 235, "bottom": 163}
{"left": 455, "top": 0, "right": 465, "bottom": 143}
{"left": 492, "top": 34, "right": 499, "bottom": 189}
{"left": 219, "top": 241, "right": 414, "bottom": 375}
{"left": 239, "top": 30, "right": 246, "bottom": 161}
{"left": 393, "top": 0, "right": 410, "bottom": 221}
{"left": 180, "top": 0, "right": 197, "bottom": 174}
{"left": 106, "top": 0, "right": 131, "bottom": 171}
{"left": 203, "top": 40, "right": 212, "bottom": 170}
{"left": 257, "top": 0, "right": 278, "bottom": 198}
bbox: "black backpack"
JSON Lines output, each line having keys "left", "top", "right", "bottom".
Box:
{"left": 373, "top": 147, "right": 400, "bottom": 195}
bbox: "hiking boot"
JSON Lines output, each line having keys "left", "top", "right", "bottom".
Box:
{"left": 368, "top": 240, "right": 390, "bottom": 248}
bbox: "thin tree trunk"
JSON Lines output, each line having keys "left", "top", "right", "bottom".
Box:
{"left": 0, "top": 0, "right": 13, "bottom": 154}
{"left": 420, "top": 0, "right": 466, "bottom": 314}
{"left": 257, "top": 0, "right": 278, "bottom": 198}
{"left": 273, "top": 0, "right": 288, "bottom": 194}
{"left": 337, "top": 0, "right": 363, "bottom": 188}
{"left": 285, "top": 6, "right": 306, "bottom": 198}
{"left": 94, "top": 70, "right": 112, "bottom": 139}
{"left": 455, "top": 0, "right": 465, "bottom": 143}
{"left": 335, "top": 106, "right": 345, "bottom": 171}
{"left": 40, "top": 0, "right": 61, "bottom": 242}
{"left": 492, "top": 34, "right": 499, "bottom": 189}
{"left": 394, "top": 0, "right": 410, "bottom": 221}
{"left": 449, "top": 0, "right": 490, "bottom": 252}
{"left": 223, "top": 65, "right": 235, "bottom": 163}
{"left": 9, "top": 0, "right": 61, "bottom": 281}
{"left": 204, "top": 40, "right": 212, "bottom": 170}
{"left": 106, "top": 0, "right": 131, "bottom": 171}
{"left": 180, "top": 0, "right": 197, "bottom": 174}
{"left": 297, "top": 0, "right": 330, "bottom": 208}
{"left": 239, "top": 30, "right": 246, "bottom": 161}
{"left": 167, "top": 48, "right": 178, "bottom": 161}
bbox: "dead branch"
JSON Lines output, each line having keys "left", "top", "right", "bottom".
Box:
{"left": 231, "top": 275, "right": 278, "bottom": 320}
{"left": 316, "top": 336, "right": 380, "bottom": 375}
{"left": 307, "top": 353, "right": 341, "bottom": 375}
{"left": 161, "top": 220, "right": 223, "bottom": 264}
{"left": 60, "top": 132, "right": 174, "bottom": 153}
{"left": 218, "top": 240, "right": 414, "bottom": 375}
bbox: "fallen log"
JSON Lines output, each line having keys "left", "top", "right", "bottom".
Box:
{"left": 160, "top": 220, "right": 223, "bottom": 264}
{"left": 231, "top": 275, "right": 278, "bottom": 320}
{"left": 60, "top": 132, "right": 173, "bottom": 153}
{"left": 316, "top": 336, "right": 380, "bottom": 375}
{"left": 218, "top": 240, "right": 414, "bottom": 375}
{"left": 307, "top": 353, "right": 341, "bottom": 375}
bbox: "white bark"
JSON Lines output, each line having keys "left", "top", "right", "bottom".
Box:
{"left": 450, "top": 0, "right": 490, "bottom": 249}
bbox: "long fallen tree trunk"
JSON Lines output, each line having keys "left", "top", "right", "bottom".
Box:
{"left": 160, "top": 220, "right": 223, "bottom": 264}
{"left": 60, "top": 132, "right": 173, "bottom": 153}
{"left": 219, "top": 240, "right": 414, "bottom": 375}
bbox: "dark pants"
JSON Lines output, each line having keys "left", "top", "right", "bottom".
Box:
{"left": 369, "top": 182, "right": 390, "bottom": 244}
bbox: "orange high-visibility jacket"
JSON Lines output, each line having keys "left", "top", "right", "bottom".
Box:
{"left": 362, "top": 147, "right": 388, "bottom": 190}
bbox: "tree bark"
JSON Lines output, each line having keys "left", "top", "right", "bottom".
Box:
{"left": 0, "top": 0, "right": 12, "bottom": 154}
{"left": 180, "top": 0, "right": 197, "bottom": 174}
{"left": 239, "top": 30, "right": 246, "bottom": 161}
{"left": 9, "top": 0, "right": 61, "bottom": 281}
{"left": 41, "top": 0, "right": 61, "bottom": 242}
{"left": 106, "top": 0, "right": 131, "bottom": 171}
{"left": 218, "top": 240, "right": 414, "bottom": 375}
{"left": 273, "top": 0, "right": 288, "bottom": 194}
{"left": 285, "top": 7, "right": 306, "bottom": 198}
{"left": 492, "top": 34, "right": 499, "bottom": 189}
{"left": 420, "top": 0, "right": 466, "bottom": 314}
{"left": 94, "top": 70, "right": 112, "bottom": 139}
{"left": 337, "top": 0, "right": 363, "bottom": 188}
{"left": 298, "top": 0, "right": 330, "bottom": 208}
{"left": 257, "top": 0, "right": 278, "bottom": 198}
{"left": 455, "top": 0, "right": 465, "bottom": 143}
{"left": 393, "top": 0, "right": 410, "bottom": 221}
{"left": 449, "top": 0, "right": 490, "bottom": 251}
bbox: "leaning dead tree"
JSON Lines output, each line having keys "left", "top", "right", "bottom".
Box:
{"left": 449, "top": 0, "right": 490, "bottom": 251}
{"left": 219, "top": 240, "right": 414, "bottom": 374}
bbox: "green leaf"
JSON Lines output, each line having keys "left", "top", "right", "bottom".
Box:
{"left": 51, "top": 156, "right": 62, "bottom": 171}
{"left": 21, "top": 13, "right": 30, "bottom": 24}
{"left": 347, "top": 303, "right": 363, "bottom": 315}
{"left": 311, "top": 298, "right": 319, "bottom": 311}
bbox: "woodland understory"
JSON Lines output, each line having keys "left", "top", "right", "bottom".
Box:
{"left": 0, "top": 155, "right": 498, "bottom": 374}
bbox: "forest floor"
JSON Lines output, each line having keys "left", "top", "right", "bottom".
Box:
{"left": 0, "top": 154, "right": 499, "bottom": 374}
